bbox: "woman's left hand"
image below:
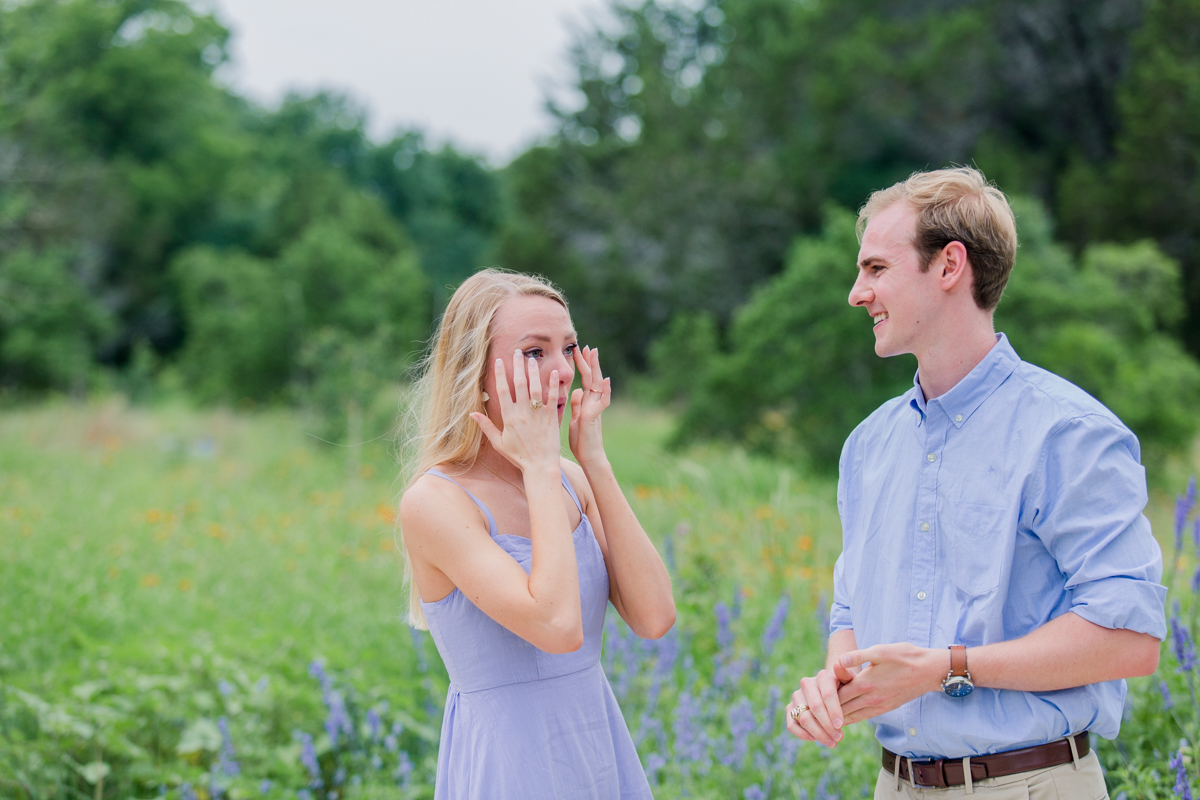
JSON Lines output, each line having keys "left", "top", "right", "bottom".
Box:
{"left": 569, "top": 345, "right": 611, "bottom": 466}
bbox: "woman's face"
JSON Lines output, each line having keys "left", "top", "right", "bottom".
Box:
{"left": 484, "top": 294, "right": 577, "bottom": 424}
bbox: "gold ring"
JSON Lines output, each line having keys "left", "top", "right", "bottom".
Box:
{"left": 589, "top": 389, "right": 603, "bottom": 394}
{"left": 529, "top": 399, "right": 544, "bottom": 410}
{"left": 790, "top": 705, "right": 809, "bottom": 721}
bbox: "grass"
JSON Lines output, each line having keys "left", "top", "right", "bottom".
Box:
{"left": 0, "top": 397, "right": 1194, "bottom": 799}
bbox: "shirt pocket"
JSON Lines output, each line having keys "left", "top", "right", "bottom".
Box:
{"left": 943, "top": 501, "right": 1008, "bottom": 597}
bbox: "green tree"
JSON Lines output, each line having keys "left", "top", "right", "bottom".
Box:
{"left": 676, "top": 200, "right": 1200, "bottom": 472}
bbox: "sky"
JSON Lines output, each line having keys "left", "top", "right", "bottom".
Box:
{"left": 210, "top": 0, "right": 606, "bottom": 165}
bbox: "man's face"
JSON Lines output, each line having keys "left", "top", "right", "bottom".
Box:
{"left": 849, "top": 202, "right": 944, "bottom": 359}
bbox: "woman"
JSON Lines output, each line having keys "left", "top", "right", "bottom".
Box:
{"left": 399, "top": 269, "right": 676, "bottom": 799}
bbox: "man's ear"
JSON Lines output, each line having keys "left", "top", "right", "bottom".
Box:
{"left": 939, "top": 241, "right": 971, "bottom": 292}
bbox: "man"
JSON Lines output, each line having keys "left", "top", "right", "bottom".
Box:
{"left": 786, "top": 167, "right": 1167, "bottom": 799}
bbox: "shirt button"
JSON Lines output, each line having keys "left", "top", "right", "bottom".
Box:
{"left": 917, "top": 591, "right": 927, "bottom": 600}
{"left": 920, "top": 522, "right": 930, "bottom": 531}
{"left": 908, "top": 727, "right": 917, "bottom": 737}
{"left": 955, "top": 414, "right": 963, "bottom": 422}
{"left": 926, "top": 453, "right": 937, "bottom": 462}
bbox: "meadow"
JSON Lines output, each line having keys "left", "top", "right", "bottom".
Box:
{"left": 0, "top": 399, "right": 1196, "bottom": 800}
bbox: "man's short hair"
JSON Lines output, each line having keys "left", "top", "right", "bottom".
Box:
{"left": 857, "top": 167, "right": 1018, "bottom": 311}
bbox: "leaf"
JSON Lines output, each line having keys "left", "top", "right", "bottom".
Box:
{"left": 76, "top": 761, "right": 111, "bottom": 785}
{"left": 176, "top": 718, "right": 222, "bottom": 755}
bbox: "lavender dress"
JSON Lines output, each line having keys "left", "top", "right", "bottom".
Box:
{"left": 421, "top": 469, "right": 653, "bottom": 800}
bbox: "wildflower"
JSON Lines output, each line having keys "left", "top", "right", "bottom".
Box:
{"left": 371, "top": 754, "right": 383, "bottom": 770}
{"left": 259, "top": 780, "right": 273, "bottom": 794}
{"left": 218, "top": 680, "right": 235, "bottom": 697}
{"left": 1171, "top": 748, "right": 1193, "bottom": 800}
{"left": 333, "top": 768, "right": 345, "bottom": 786}
{"left": 1171, "top": 611, "right": 1198, "bottom": 673}
{"left": 762, "top": 594, "right": 790, "bottom": 658}
{"left": 1192, "top": 565, "right": 1200, "bottom": 595}
{"left": 384, "top": 734, "right": 398, "bottom": 752}
{"left": 297, "top": 791, "right": 312, "bottom": 800}
{"left": 1177, "top": 478, "right": 1198, "bottom": 551}
{"left": 216, "top": 716, "right": 240, "bottom": 778}
{"left": 410, "top": 627, "right": 429, "bottom": 673}
{"left": 815, "top": 770, "right": 837, "bottom": 800}
{"left": 760, "top": 686, "right": 782, "bottom": 736}
{"left": 255, "top": 676, "right": 269, "bottom": 694}
{"left": 672, "top": 692, "right": 707, "bottom": 763}
{"left": 297, "top": 732, "right": 322, "bottom": 788}
{"left": 744, "top": 786, "right": 766, "bottom": 800}
{"left": 715, "top": 602, "right": 734, "bottom": 651}
{"left": 180, "top": 784, "right": 199, "bottom": 800}
{"left": 663, "top": 533, "right": 676, "bottom": 573}
{"left": 1162, "top": 680, "right": 1176, "bottom": 711}
{"left": 725, "top": 696, "right": 756, "bottom": 769}
{"left": 366, "top": 707, "right": 382, "bottom": 740}
{"left": 395, "top": 751, "right": 415, "bottom": 789}
{"left": 643, "top": 753, "right": 666, "bottom": 786}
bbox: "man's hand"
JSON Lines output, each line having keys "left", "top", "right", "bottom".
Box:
{"left": 836, "top": 643, "right": 946, "bottom": 723}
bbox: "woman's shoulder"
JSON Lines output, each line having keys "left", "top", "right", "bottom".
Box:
{"left": 400, "top": 466, "right": 480, "bottom": 533}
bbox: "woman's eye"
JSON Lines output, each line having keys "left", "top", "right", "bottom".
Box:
{"left": 565, "top": 344, "right": 579, "bottom": 357}
{"left": 523, "top": 348, "right": 544, "bottom": 359}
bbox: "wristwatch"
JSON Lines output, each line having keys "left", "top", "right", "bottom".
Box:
{"left": 941, "top": 644, "right": 974, "bottom": 697}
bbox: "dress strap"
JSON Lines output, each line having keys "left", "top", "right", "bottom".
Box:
{"left": 559, "top": 470, "right": 584, "bottom": 517}
{"left": 425, "top": 469, "right": 499, "bottom": 538}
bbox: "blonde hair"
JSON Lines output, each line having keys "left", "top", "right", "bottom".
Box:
{"left": 397, "top": 268, "right": 567, "bottom": 629}
{"left": 857, "top": 166, "right": 1018, "bottom": 310}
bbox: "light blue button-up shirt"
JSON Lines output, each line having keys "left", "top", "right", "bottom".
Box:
{"left": 831, "top": 333, "right": 1167, "bottom": 759}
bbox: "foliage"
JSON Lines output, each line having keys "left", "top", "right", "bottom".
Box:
{"left": 497, "top": 0, "right": 1156, "bottom": 373}
{"left": 0, "top": 247, "right": 112, "bottom": 392}
{"left": 671, "top": 201, "right": 1200, "bottom": 472}
{"left": 0, "top": 403, "right": 1193, "bottom": 798}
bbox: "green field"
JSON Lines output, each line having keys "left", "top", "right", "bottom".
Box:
{"left": 0, "top": 400, "right": 1194, "bottom": 799}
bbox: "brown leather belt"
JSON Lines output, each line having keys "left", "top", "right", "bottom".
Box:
{"left": 883, "top": 733, "right": 1089, "bottom": 788}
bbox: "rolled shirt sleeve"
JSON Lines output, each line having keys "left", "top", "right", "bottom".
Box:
{"left": 1025, "top": 414, "right": 1167, "bottom": 639}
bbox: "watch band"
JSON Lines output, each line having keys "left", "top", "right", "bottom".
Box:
{"left": 949, "top": 644, "right": 968, "bottom": 677}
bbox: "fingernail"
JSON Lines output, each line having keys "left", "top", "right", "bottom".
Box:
{"left": 835, "top": 718, "right": 842, "bottom": 728}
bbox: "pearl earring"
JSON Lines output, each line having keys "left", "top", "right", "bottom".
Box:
{"left": 482, "top": 392, "right": 489, "bottom": 402}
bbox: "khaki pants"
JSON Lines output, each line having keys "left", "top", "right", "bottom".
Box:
{"left": 874, "top": 749, "right": 1108, "bottom": 800}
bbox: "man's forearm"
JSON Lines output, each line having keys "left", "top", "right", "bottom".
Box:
{"left": 968, "top": 611, "right": 1160, "bottom": 691}
{"left": 827, "top": 629, "right": 858, "bottom": 672}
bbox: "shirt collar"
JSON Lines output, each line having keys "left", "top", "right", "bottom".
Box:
{"left": 908, "top": 333, "right": 1020, "bottom": 429}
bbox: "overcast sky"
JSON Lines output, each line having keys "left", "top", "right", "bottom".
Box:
{"left": 211, "top": 0, "right": 606, "bottom": 165}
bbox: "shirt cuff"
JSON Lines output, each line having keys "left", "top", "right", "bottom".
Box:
{"left": 1070, "top": 577, "right": 1168, "bottom": 640}
{"left": 829, "top": 601, "right": 853, "bottom": 636}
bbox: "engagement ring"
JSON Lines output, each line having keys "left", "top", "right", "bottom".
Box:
{"left": 529, "top": 399, "right": 544, "bottom": 410}
{"left": 790, "top": 705, "right": 809, "bottom": 721}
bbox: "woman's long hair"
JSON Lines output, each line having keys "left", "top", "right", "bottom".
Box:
{"left": 398, "top": 269, "right": 567, "bottom": 629}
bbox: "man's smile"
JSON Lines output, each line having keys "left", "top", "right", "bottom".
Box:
{"left": 872, "top": 312, "right": 889, "bottom": 328}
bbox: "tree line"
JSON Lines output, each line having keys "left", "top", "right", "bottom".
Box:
{"left": 2, "top": 0, "right": 1198, "bottom": 469}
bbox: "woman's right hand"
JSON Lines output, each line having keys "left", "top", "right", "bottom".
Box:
{"left": 470, "top": 349, "right": 561, "bottom": 473}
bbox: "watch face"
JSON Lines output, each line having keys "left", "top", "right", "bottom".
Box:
{"left": 943, "top": 676, "right": 974, "bottom": 698}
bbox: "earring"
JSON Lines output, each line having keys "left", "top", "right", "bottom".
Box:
{"left": 482, "top": 392, "right": 489, "bottom": 402}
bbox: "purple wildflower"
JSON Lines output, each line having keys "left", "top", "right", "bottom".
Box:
{"left": 643, "top": 752, "right": 667, "bottom": 786}
{"left": 259, "top": 780, "right": 273, "bottom": 795}
{"left": 1171, "top": 748, "right": 1193, "bottom": 800}
{"left": 725, "top": 696, "right": 755, "bottom": 768}
{"left": 297, "top": 731, "right": 322, "bottom": 788}
{"left": 1191, "top": 565, "right": 1200, "bottom": 595}
{"left": 384, "top": 733, "right": 398, "bottom": 752}
{"left": 663, "top": 533, "right": 676, "bottom": 573}
{"left": 1171, "top": 611, "right": 1198, "bottom": 673}
{"left": 744, "top": 786, "right": 766, "bottom": 800}
{"left": 715, "top": 602, "right": 734, "bottom": 651}
{"left": 815, "top": 770, "right": 837, "bottom": 800}
{"left": 1177, "top": 478, "right": 1197, "bottom": 552}
{"left": 395, "top": 751, "right": 414, "bottom": 789}
{"left": 217, "top": 679, "right": 235, "bottom": 697}
{"left": 1161, "top": 680, "right": 1175, "bottom": 710}
{"left": 215, "top": 716, "right": 240, "bottom": 778}
{"left": 180, "top": 784, "right": 199, "bottom": 800}
{"left": 255, "top": 676, "right": 270, "bottom": 694}
{"left": 371, "top": 754, "right": 383, "bottom": 770}
{"left": 672, "top": 692, "right": 707, "bottom": 763}
{"left": 333, "top": 768, "right": 345, "bottom": 786}
{"left": 762, "top": 594, "right": 790, "bottom": 657}
{"left": 760, "top": 686, "right": 782, "bottom": 736}
{"left": 366, "top": 707, "right": 382, "bottom": 740}
{"left": 732, "top": 585, "right": 744, "bottom": 620}
{"left": 297, "top": 791, "right": 311, "bottom": 800}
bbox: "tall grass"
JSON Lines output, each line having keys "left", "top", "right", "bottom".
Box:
{"left": 0, "top": 399, "right": 1192, "bottom": 799}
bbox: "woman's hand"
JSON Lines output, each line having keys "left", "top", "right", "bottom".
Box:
{"left": 470, "top": 350, "right": 562, "bottom": 473}
{"left": 569, "top": 345, "right": 611, "bottom": 466}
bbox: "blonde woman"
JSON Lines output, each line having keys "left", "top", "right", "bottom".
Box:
{"left": 399, "top": 269, "right": 676, "bottom": 799}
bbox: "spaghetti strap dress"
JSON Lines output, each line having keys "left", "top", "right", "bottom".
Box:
{"left": 420, "top": 468, "right": 653, "bottom": 800}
